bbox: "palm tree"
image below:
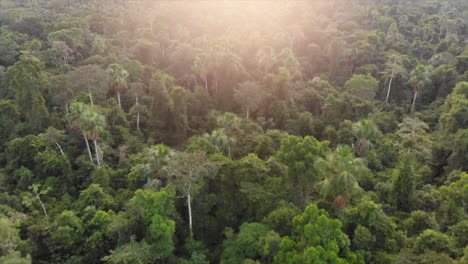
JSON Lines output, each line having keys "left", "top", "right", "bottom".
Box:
{"left": 352, "top": 119, "right": 381, "bottom": 157}
{"left": 68, "top": 102, "right": 93, "bottom": 163}
{"left": 408, "top": 64, "right": 431, "bottom": 114}
{"left": 316, "top": 146, "right": 368, "bottom": 207}
{"left": 106, "top": 64, "right": 129, "bottom": 108}
{"left": 203, "top": 128, "right": 236, "bottom": 157}
{"left": 81, "top": 109, "right": 106, "bottom": 166}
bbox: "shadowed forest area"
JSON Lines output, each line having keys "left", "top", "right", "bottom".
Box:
{"left": 0, "top": 0, "right": 467, "bottom": 263}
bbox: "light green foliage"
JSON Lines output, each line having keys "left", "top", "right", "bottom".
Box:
{"left": 392, "top": 157, "right": 415, "bottom": 211}
{"left": 352, "top": 119, "right": 381, "bottom": 156}
{"left": 221, "top": 223, "right": 281, "bottom": 264}
{"left": 345, "top": 74, "right": 379, "bottom": 100}
{"left": 403, "top": 211, "right": 439, "bottom": 237}
{"left": 316, "top": 145, "right": 368, "bottom": 206}
{"left": 0, "top": 215, "right": 31, "bottom": 263}
{"left": 275, "top": 135, "right": 329, "bottom": 203}
{"left": 439, "top": 81, "right": 468, "bottom": 132}
{"left": 125, "top": 188, "right": 176, "bottom": 260}
{"left": 352, "top": 225, "right": 376, "bottom": 251}
{"left": 128, "top": 144, "right": 174, "bottom": 189}
{"left": 414, "top": 230, "right": 455, "bottom": 256}
{"left": 47, "top": 210, "right": 85, "bottom": 260}
{"left": 274, "top": 204, "right": 364, "bottom": 264}
{"left": 77, "top": 184, "right": 115, "bottom": 211}
{"left": 437, "top": 172, "right": 468, "bottom": 229}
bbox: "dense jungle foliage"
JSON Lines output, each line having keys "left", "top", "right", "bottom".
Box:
{"left": 0, "top": 0, "right": 467, "bottom": 263}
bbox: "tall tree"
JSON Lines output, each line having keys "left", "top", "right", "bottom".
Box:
{"left": 316, "top": 145, "right": 368, "bottom": 207}
{"left": 352, "top": 119, "right": 381, "bottom": 157}
{"left": 408, "top": 64, "right": 431, "bottom": 114}
{"left": 234, "top": 81, "right": 264, "bottom": 119}
{"left": 166, "top": 151, "right": 218, "bottom": 239}
{"left": 106, "top": 64, "right": 129, "bottom": 108}
{"left": 81, "top": 108, "right": 106, "bottom": 166}
{"left": 68, "top": 102, "right": 94, "bottom": 163}
{"left": 383, "top": 53, "right": 408, "bottom": 104}
{"left": 7, "top": 56, "right": 49, "bottom": 131}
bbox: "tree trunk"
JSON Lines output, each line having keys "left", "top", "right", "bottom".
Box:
{"left": 411, "top": 91, "right": 418, "bottom": 114}
{"left": 228, "top": 145, "right": 231, "bottom": 158}
{"left": 136, "top": 96, "right": 140, "bottom": 131}
{"left": 93, "top": 140, "right": 101, "bottom": 166}
{"left": 82, "top": 131, "right": 94, "bottom": 163}
{"left": 137, "top": 112, "right": 140, "bottom": 131}
{"left": 187, "top": 183, "right": 193, "bottom": 239}
{"left": 246, "top": 108, "right": 250, "bottom": 119}
{"left": 385, "top": 57, "right": 396, "bottom": 105}
{"left": 37, "top": 195, "right": 48, "bottom": 222}
{"left": 203, "top": 78, "right": 208, "bottom": 94}
{"left": 65, "top": 104, "right": 72, "bottom": 127}
{"left": 117, "top": 91, "right": 121, "bottom": 108}
{"left": 88, "top": 88, "right": 94, "bottom": 107}
{"left": 55, "top": 142, "right": 65, "bottom": 156}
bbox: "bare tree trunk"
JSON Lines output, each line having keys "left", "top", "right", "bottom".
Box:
{"left": 117, "top": 91, "right": 121, "bottom": 108}
{"left": 88, "top": 88, "right": 94, "bottom": 107}
{"left": 93, "top": 140, "right": 101, "bottom": 166}
{"left": 411, "top": 91, "right": 418, "bottom": 114}
{"left": 137, "top": 112, "right": 140, "bottom": 131}
{"left": 136, "top": 97, "right": 140, "bottom": 131}
{"left": 246, "top": 108, "right": 250, "bottom": 119}
{"left": 82, "top": 131, "right": 94, "bottom": 163}
{"left": 228, "top": 145, "right": 231, "bottom": 158}
{"left": 187, "top": 183, "right": 193, "bottom": 239}
{"left": 385, "top": 57, "right": 396, "bottom": 105}
{"left": 37, "top": 194, "right": 48, "bottom": 222}
{"left": 65, "top": 104, "right": 72, "bottom": 127}
{"left": 203, "top": 78, "right": 208, "bottom": 94}
{"left": 55, "top": 142, "right": 65, "bottom": 156}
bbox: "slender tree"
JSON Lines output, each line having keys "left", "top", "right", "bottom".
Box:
{"left": 165, "top": 151, "right": 218, "bottom": 239}
{"left": 316, "top": 145, "right": 368, "bottom": 207}
{"left": 408, "top": 64, "right": 431, "bottom": 114}
{"left": 106, "top": 64, "right": 129, "bottom": 108}
{"left": 68, "top": 102, "right": 93, "bottom": 163}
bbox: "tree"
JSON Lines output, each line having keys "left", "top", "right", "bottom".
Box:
{"left": 234, "top": 81, "right": 264, "bottom": 119}
{"left": 221, "top": 223, "right": 280, "bottom": 264}
{"left": 203, "top": 128, "right": 235, "bottom": 157}
{"left": 256, "top": 46, "right": 277, "bottom": 74}
{"left": 396, "top": 117, "right": 431, "bottom": 155}
{"left": 81, "top": 109, "right": 106, "bottom": 166}
{"left": 106, "top": 64, "right": 129, "bottom": 108}
{"left": 68, "top": 102, "right": 93, "bottom": 163}
{"left": 351, "top": 119, "right": 381, "bottom": 157}
{"left": 274, "top": 204, "right": 364, "bottom": 264}
{"left": 439, "top": 81, "right": 468, "bottom": 132}
{"left": 22, "top": 184, "right": 51, "bottom": 222}
{"left": 275, "top": 136, "right": 329, "bottom": 204}
{"left": 345, "top": 74, "right": 379, "bottom": 100}
{"left": 7, "top": 56, "right": 49, "bottom": 130}
{"left": 68, "top": 102, "right": 106, "bottom": 165}
{"left": 166, "top": 151, "right": 218, "bottom": 239}
{"left": 383, "top": 53, "right": 408, "bottom": 104}
{"left": 316, "top": 145, "right": 368, "bottom": 207}
{"left": 408, "top": 64, "right": 431, "bottom": 114}
{"left": 0, "top": 215, "right": 31, "bottom": 264}
{"left": 128, "top": 144, "right": 174, "bottom": 188}
{"left": 392, "top": 157, "right": 416, "bottom": 211}
{"left": 39, "top": 126, "right": 66, "bottom": 156}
